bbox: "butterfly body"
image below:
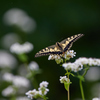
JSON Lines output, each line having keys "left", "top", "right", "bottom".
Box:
{"left": 35, "top": 34, "right": 84, "bottom": 57}
{"left": 56, "top": 42, "right": 64, "bottom": 52}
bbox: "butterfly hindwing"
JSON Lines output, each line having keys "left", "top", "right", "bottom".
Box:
{"left": 35, "top": 45, "right": 62, "bottom": 57}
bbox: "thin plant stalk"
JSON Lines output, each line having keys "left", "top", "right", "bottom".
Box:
{"left": 79, "top": 79, "right": 85, "bottom": 100}
{"left": 79, "top": 67, "right": 89, "bottom": 100}
{"left": 67, "top": 73, "right": 70, "bottom": 100}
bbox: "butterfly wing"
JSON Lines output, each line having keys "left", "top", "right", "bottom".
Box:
{"left": 35, "top": 34, "right": 84, "bottom": 57}
{"left": 60, "top": 34, "right": 84, "bottom": 52}
{"left": 35, "top": 45, "right": 62, "bottom": 57}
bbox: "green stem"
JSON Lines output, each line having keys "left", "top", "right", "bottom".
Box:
{"left": 79, "top": 66, "right": 89, "bottom": 100}
{"left": 68, "top": 80, "right": 70, "bottom": 100}
{"left": 43, "top": 98, "right": 46, "bottom": 100}
{"left": 43, "top": 95, "right": 47, "bottom": 100}
{"left": 79, "top": 79, "right": 85, "bottom": 100}
{"left": 67, "top": 72, "right": 70, "bottom": 100}
{"left": 82, "top": 67, "right": 89, "bottom": 77}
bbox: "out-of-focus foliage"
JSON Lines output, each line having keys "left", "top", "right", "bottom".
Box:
{"left": 0, "top": 0, "right": 100, "bottom": 100}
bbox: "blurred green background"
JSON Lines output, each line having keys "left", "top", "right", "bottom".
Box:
{"left": 0, "top": 0, "right": 100, "bottom": 100}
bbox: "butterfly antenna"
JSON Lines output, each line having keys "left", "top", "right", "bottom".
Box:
{"left": 50, "top": 37, "right": 64, "bottom": 43}
{"left": 57, "top": 37, "right": 64, "bottom": 42}
{"left": 50, "top": 40, "right": 56, "bottom": 43}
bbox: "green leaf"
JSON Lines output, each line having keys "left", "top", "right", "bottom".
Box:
{"left": 70, "top": 73, "right": 75, "bottom": 77}
{"left": 65, "top": 73, "right": 68, "bottom": 75}
{"left": 65, "top": 72, "right": 71, "bottom": 76}
{"left": 64, "top": 83, "right": 69, "bottom": 91}
{"left": 26, "top": 72, "right": 33, "bottom": 79}
{"left": 77, "top": 75, "right": 85, "bottom": 82}
{"left": 64, "top": 82, "right": 71, "bottom": 91}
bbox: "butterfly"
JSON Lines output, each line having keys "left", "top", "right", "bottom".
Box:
{"left": 35, "top": 34, "right": 84, "bottom": 57}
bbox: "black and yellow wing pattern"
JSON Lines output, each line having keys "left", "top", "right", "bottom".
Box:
{"left": 35, "top": 34, "right": 84, "bottom": 57}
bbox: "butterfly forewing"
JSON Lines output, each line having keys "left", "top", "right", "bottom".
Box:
{"left": 60, "top": 34, "right": 83, "bottom": 44}
{"left": 60, "top": 34, "right": 84, "bottom": 52}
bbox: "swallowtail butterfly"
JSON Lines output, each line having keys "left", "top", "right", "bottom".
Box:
{"left": 35, "top": 34, "right": 84, "bottom": 57}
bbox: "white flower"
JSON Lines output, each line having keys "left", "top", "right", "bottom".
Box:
{"left": 39, "top": 81, "right": 49, "bottom": 88}
{"left": 10, "top": 42, "right": 33, "bottom": 54}
{"left": 25, "top": 89, "right": 36, "bottom": 99}
{"left": 48, "top": 50, "right": 76, "bottom": 64}
{"left": 88, "top": 58, "right": 95, "bottom": 66}
{"left": 94, "top": 59, "right": 100, "bottom": 66}
{"left": 55, "top": 58, "right": 63, "bottom": 64}
{"left": 64, "top": 50, "right": 76, "bottom": 59}
{"left": 3, "top": 8, "right": 36, "bottom": 33}
{"left": 48, "top": 54, "right": 63, "bottom": 64}
{"left": 92, "top": 98, "right": 100, "bottom": 100}
{"left": 38, "top": 81, "right": 49, "bottom": 95}
{"left": 54, "top": 55, "right": 61, "bottom": 59}
{"left": 38, "top": 88, "right": 49, "bottom": 95}
{"left": 75, "top": 57, "right": 89, "bottom": 65}
{"left": 62, "top": 62, "right": 83, "bottom": 72}
{"left": 12, "top": 76, "right": 30, "bottom": 87}
{"left": 2, "top": 73, "right": 14, "bottom": 82}
{"left": 48, "top": 55, "right": 56, "bottom": 60}
{"left": 63, "top": 57, "right": 100, "bottom": 72}
{"left": 2, "top": 72, "right": 30, "bottom": 88}
{"left": 26, "top": 81, "right": 49, "bottom": 99}
{"left": 75, "top": 57, "right": 100, "bottom": 66}
{"left": 60, "top": 76, "right": 70, "bottom": 83}
{"left": 71, "top": 63, "right": 83, "bottom": 72}
{"left": 0, "top": 50, "right": 17, "bottom": 68}
{"left": 88, "top": 58, "right": 100, "bottom": 66}
{"left": 62, "top": 63, "right": 74, "bottom": 70}
{"left": 2, "top": 73, "right": 30, "bottom": 88}
{"left": 25, "top": 89, "right": 41, "bottom": 99}
{"left": 29, "top": 61, "right": 39, "bottom": 71}
{"left": 2, "top": 86, "right": 16, "bottom": 96}
{"left": 44, "top": 88, "right": 49, "bottom": 95}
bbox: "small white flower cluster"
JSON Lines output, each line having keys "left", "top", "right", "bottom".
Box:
{"left": 2, "top": 73, "right": 30, "bottom": 97}
{"left": 48, "top": 54, "right": 63, "bottom": 64}
{"left": 92, "top": 97, "right": 100, "bottom": 100}
{"left": 10, "top": 42, "right": 33, "bottom": 54}
{"left": 26, "top": 81, "right": 49, "bottom": 99}
{"left": 2, "top": 73, "right": 30, "bottom": 88}
{"left": 13, "top": 76, "right": 30, "bottom": 87}
{"left": 48, "top": 50, "right": 76, "bottom": 64}
{"left": 64, "top": 50, "right": 76, "bottom": 59}
{"left": 62, "top": 57, "right": 100, "bottom": 72}
{"left": 2, "top": 86, "right": 16, "bottom": 96}
{"left": 28, "top": 61, "right": 39, "bottom": 71}
{"left": 0, "top": 50, "right": 17, "bottom": 68}
{"left": 3, "top": 8, "right": 36, "bottom": 33}
{"left": 62, "top": 62, "right": 83, "bottom": 72}
{"left": 60, "top": 76, "right": 70, "bottom": 84}
{"left": 75, "top": 57, "right": 100, "bottom": 66}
